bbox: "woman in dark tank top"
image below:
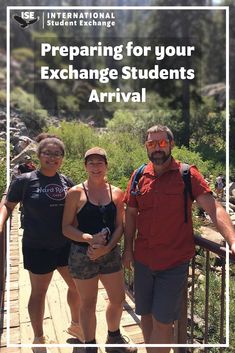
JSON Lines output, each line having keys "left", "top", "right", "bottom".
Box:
{"left": 62, "top": 147, "right": 136, "bottom": 353}
{"left": 75, "top": 181, "right": 116, "bottom": 248}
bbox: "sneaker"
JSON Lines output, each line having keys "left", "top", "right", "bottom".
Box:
{"left": 105, "top": 334, "right": 137, "bottom": 353}
{"left": 67, "top": 321, "right": 84, "bottom": 342}
{"left": 32, "top": 335, "right": 52, "bottom": 353}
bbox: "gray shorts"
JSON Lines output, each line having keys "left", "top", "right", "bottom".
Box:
{"left": 134, "top": 260, "right": 189, "bottom": 324}
{"left": 68, "top": 243, "right": 122, "bottom": 280}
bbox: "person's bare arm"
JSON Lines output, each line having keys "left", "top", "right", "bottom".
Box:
{"left": 0, "top": 201, "right": 17, "bottom": 235}
{"left": 122, "top": 206, "right": 138, "bottom": 268}
{"left": 62, "top": 187, "right": 94, "bottom": 244}
{"left": 196, "top": 193, "right": 235, "bottom": 254}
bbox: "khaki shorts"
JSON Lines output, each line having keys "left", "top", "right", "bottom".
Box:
{"left": 68, "top": 243, "right": 122, "bottom": 279}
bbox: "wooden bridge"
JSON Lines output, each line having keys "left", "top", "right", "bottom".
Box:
{"left": 1, "top": 206, "right": 234, "bottom": 353}
{"left": 0, "top": 207, "right": 146, "bottom": 353}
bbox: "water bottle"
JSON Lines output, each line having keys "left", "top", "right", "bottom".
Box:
{"left": 101, "top": 227, "right": 111, "bottom": 242}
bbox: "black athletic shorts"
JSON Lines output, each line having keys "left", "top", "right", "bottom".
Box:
{"left": 22, "top": 243, "right": 71, "bottom": 274}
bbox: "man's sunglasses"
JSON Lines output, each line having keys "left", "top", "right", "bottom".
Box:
{"left": 145, "top": 139, "right": 170, "bottom": 148}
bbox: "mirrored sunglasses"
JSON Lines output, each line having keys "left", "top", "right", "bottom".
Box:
{"left": 145, "top": 139, "right": 170, "bottom": 148}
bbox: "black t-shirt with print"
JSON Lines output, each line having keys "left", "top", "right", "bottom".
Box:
{"left": 7, "top": 170, "right": 74, "bottom": 249}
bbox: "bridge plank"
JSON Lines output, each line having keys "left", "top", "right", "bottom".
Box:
{"left": 1, "top": 208, "right": 147, "bottom": 353}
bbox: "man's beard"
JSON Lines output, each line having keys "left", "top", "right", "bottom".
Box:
{"left": 148, "top": 150, "right": 171, "bottom": 165}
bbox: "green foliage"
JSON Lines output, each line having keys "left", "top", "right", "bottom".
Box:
{"left": 0, "top": 70, "right": 5, "bottom": 80}
{"left": 0, "top": 140, "right": 5, "bottom": 159}
{"left": 228, "top": 273, "right": 235, "bottom": 352}
{"left": 0, "top": 89, "right": 6, "bottom": 106}
{"left": 57, "top": 95, "right": 80, "bottom": 117}
{"left": 61, "top": 158, "right": 87, "bottom": 185}
{"left": 230, "top": 100, "right": 235, "bottom": 180}
{"left": 106, "top": 110, "right": 136, "bottom": 133}
{"left": 107, "top": 107, "right": 184, "bottom": 145}
{"left": 11, "top": 48, "right": 34, "bottom": 62}
{"left": 173, "top": 146, "right": 213, "bottom": 178}
{"left": 191, "top": 257, "right": 235, "bottom": 353}
{"left": 11, "top": 87, "right": 42, "bottom": 111}
{"left": 46, "top": 121, "right": 221, "bottom": 191}
{"left": 98, "top": 131, "right": 146, "bottom": 189}
{"left": 192, "top": 208, "right": 203, "bottom": 232}
{"left": 48, "top": 121, "right": 98, "bottom": 159}
{"left": 106, "top": 95, "right": 227, "bottom": 172}
{"left": 190, "top": 97, "right": 226, "bottom": 165}
{"left": 105, "top": 92, "right": 171, "bottom": 117}
{"left": 48, "top": 122, "right": 146, "bottom": 189}
{"left": 0, "top": 160, "right": 6, "bottom": 198}
{"left": 11, "top": 87, "right": 48, "bottom": 132}
{"left": 31, "top": 31, "right": 59, "bottom": 42}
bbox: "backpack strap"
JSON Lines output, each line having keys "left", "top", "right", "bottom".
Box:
{"left": 130, "top": 163, "right": 147, "bottom": 196}
{"left": 180, "top": 163, "right": 193, "bottom": 223}
{"left": 130, "top": 162, "right": 193, "bottom": 223}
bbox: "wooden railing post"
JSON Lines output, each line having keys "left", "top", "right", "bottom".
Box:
{"left": 0, "top": 225, "right": 6, "bottom": 310}
{"left": 0, "top": 192, "right": 7, "bottom": 312}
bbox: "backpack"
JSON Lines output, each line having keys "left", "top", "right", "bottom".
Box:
{"left": 130, "top": 163, "right": 193, "bottom": 223}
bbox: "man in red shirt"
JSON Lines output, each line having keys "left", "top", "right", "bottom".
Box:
{"left": 123, "top": 124, "right": 235, "bottom": 353}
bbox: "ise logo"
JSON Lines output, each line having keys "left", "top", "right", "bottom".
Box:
{"left": 13, "top": 12, "right": 39, "bottom": 29}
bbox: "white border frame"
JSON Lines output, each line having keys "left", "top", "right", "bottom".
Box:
{"left": 6, "top": 5, "right": 230, "bottom": 349}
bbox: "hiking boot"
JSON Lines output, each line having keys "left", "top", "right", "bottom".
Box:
{"left": 32, "top": 335, "right": 52, "bottom": 353}
{"left": 105, "top": 334, "right": 137, "bottom": 353}
{"left": 67, "top": 321, "right": 84, "bottom": 342}
{"left": 85, "top": 347, "right": 98, "bottom": 353}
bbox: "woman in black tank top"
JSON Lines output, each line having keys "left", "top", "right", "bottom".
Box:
{"left": 63, "top": 147, "right": 136, "bottom": 353}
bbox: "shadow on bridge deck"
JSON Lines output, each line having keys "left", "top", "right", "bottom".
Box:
{"left": 0, "top": 208, "right": 146, "bottom": 353}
